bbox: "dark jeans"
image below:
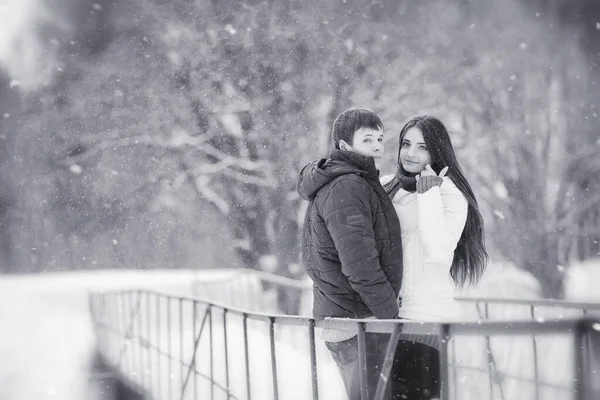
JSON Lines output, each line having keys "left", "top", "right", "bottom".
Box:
{"left": 391, "top": 339, "right": 441, "bottom": 399}
{"left": 326, "top": 334, "right": 392, "bottom": 400}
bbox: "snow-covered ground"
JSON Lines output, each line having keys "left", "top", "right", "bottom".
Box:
{"left": 0, "top": 262, "right": 598, "bottom": 400}
{"left": 0, "top": 269, "right": 226, "bottom": 400}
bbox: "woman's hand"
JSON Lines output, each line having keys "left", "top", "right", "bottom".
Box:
{"left": 416, "top": 165, "right": 448, "bottom": 193}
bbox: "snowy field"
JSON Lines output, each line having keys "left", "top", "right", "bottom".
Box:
{"left": 0, "top": 269, "right": 225, "bottom": 400}
{"left": 1, "top": 261, "right": 599, "bottom": 400}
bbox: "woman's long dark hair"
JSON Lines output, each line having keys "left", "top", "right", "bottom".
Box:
{"left": 387, "top": 115, "right": 489, "bottom": 287}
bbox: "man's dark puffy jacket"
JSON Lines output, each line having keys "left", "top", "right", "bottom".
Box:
{"left": 297, "top": 150, "right": 403, "bottom": 320}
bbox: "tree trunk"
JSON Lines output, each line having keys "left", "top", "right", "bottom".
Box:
{"left": 525, "top": 237, "right": 565, "bottom": 299}
{"left": 0, "top": 73, "right": 19, "bottom": 272}
{"left": 272, "top": 193, "right": 303, "bottom": 315}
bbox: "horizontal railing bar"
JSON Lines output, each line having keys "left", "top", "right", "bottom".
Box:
{"left": 192, "top": 268, "right": 312, "bottom": 290}
{"left": 318, "top": 318, "right": 593, "bottom": 336}
{"left": 186, "top": 270, "right": 600, "bottom": 311}
{"left": 93, "top": 289, "right": 316, "bottom": 325}
{"left": 92, "top": 290, "right": 600, "bottom": 337}
{"left": 317, "top": 318, "right": 442, "bottom": 334}
{"left": 448, "top": 319, "right": 586, "bottom": 336}
{"left": 448, "top": 364, "right": 573, "bottom": 390}
{"left": 90, "top": 291, "right": 600, "bottom": 314}
{"left": 456, "top": 296, "right": 600, "bottom": 310}
{"left": 184, "top": 269, "right": 600, "bottom": 311}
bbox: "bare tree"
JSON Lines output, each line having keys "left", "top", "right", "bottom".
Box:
{"left": 361, "top": 0, "right": 600, "bottom": 298}
{"left": 56, "top": 0, "right": 393, "bottom": 312}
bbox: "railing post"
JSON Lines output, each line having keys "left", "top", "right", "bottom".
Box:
{"left": 243, "top": 313, "right": 252, "bottom": 400}
{"left": 530, "top": 305, "right": 540, "bottom": 400}
{"left": 588, "top": 320, "right": 600, "bottom": 399}
{"left": 439, "top": 323, "right": 451, "bottom": 400}
{"left": 357, "top": 322, "right": 368, "bottom": 400}
{"left": 582, "top": 309, "right": 592, "bottom": 390}
{"left": 577, "top": 319, "right": 600, "bottom": 400}
{"left": 483, "top": 302, "right": 494, "bottom": 400}
{"left": 450, "top": 328, "right": 458, "bottom": 400}
{"left": 574, "top": 319, "right": 587, "bottom": 400}
{"left": 194, "top": 301, "right": 199, "bottom": 400}
{"left": 374, "top": 322, "right": 401, "bottom": 400}
{"left": 105, "top": 293, "right": 113, "bottom": 364}
{"left": 179, "top": 297, "right": 184, "bottom": 400}
{"left": 125, "top": 291, "right": 133, "bottom": 374}
{"left": 118, "top": 292, "right": 126, "bottom": 369}
{"left": 137, "top": 291, "right": 145, "bottom": 389}
{"left": 156, "top": 294, "right": 162, "bottom": 400}
{"left": 209, "top": 304, "right": 214, "bottom": 400}
{"left": 167, "top": 295, "right": 172, "bottom": 400}
{"left": 269, "top": 317, "right": 280, "bottom": 400}
{"left": 146, "top": 291, "right": 153, "bottom": 394}
{"left": 308, "top": 319, "right": 319, "bottom": 400}
{"left": 223, "top": 309, "right": 230, "bottom": 399}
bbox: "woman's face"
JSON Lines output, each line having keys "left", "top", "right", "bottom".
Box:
{"left": 399, "top": 127, "right": 432, "bottom": 174}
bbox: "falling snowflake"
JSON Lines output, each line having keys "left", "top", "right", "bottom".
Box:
{"left": 493, "top": 181, "right": 508, "bottom": 200}
{"left": 69, "top": 164, "right": 83, "bottom": 175}
{"left": 225, "top": 24, "right": 237, "bottom": 35}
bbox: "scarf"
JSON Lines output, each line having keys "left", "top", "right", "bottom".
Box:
{"left": 383, "top": 165, "right": 418, "bottom": 199}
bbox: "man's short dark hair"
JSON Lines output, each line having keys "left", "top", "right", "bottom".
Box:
{"left": 331, "top": 109, "right": 384, "bottom": 149}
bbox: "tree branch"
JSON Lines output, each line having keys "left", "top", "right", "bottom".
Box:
{"left": 556, "top": 194, "right": 600, "bottom": 229}
{"left": 65, "top": 131, "right": 269, "bottom": 176}
{"left": 190, "top": 176, "right": 230, "bottom": 215}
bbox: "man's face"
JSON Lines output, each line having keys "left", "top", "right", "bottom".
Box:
{"left": 341, "top": 127, "right": 384, "bottom": 159}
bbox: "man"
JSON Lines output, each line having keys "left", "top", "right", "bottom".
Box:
{"left": 297, "top": 108, "right": 403, "bottom": 399}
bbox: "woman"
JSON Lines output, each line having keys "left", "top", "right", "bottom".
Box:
{"left": 382, "top": 115, "right": 488, "bottom": 399}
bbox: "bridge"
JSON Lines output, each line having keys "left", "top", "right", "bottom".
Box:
{"left": 89, "top": 269, "right": 600, "bottom": 400}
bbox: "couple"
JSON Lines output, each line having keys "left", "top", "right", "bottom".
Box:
{"left": 297, "top": 109, "right": 488, "bottom": 400}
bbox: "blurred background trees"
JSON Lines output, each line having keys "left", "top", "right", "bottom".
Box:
{"left": 0, "top": 0, "right": 598, "bottom": 304}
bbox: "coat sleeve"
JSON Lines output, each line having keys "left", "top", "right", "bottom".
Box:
{"left": 321, "top": 178, "right": 399, "bottom": 319}
{"left": 416, "top": 177, "right": 468, "bottom": 264}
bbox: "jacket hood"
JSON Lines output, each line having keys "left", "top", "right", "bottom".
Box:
{"left": 296, "top": 150, "right": 377, "bottom": 200}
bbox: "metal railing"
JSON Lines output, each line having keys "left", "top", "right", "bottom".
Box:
{"left": 453, "top": 297, "right": 600, "bottom": 400}
{"left": 189, "top": 268, "right": 600, "bottom": 399}
{"left": 89, "top": 288, "right": 600, "bottom": 400}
